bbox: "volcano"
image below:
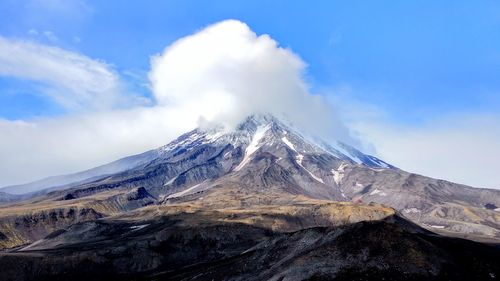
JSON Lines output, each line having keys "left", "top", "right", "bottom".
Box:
{"left": 1, "top": 114, "right": 500, "bottom": 280}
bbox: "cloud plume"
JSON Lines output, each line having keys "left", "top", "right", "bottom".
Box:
{"left": 149, "top": 20, "right": 354, "bottom": 144}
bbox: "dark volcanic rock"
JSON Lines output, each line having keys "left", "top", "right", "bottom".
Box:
{"left": 485, "top": 203, "right": 498, "bottom": 210}
{"left": 0, "top": 207, "right": 103, "bottom": 249}
{"left": 1, "top": 214, "right": 499, "bottom": 281}
{"left": 127, "top": 187, "right": 154, "bottom": 201}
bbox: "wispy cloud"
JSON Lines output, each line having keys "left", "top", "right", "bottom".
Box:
{"left": 0, "top": 36, "right": 133, "bottom": 111}
{"left": 27, "top": 29, "right": 59, "bottom": 42}
{"left": 344, "top": 104, "right": 500, "bottom": 189}
{"left": 0, "top": 107, "right": 194, "bottom": 187}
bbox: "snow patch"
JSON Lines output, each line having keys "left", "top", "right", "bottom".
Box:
{"left": 338, "top": 163, "right": 348, "bottom": 172}
{"left": 235, "top": 125, "right": 270, "bottom": 171}
{"left": 166, "top": 183, "right": 203, "bottom": 198}
{"left": 19, "top": 239, "right": 46, "bottom": 251}
{"left": 331, "top": 142, "right": 362, "bottom": 164}
{"left": 429, "top": 225, "right": 446, "bottom": 229}
{"left": 164, "top": 176, "right": 177, "bottom": 186}
{"left": 369, "top": 189, "right": 387, "bottom": 196}
{"left": 130, "top": 224, "right": 149, "bottom": 231}
{"left": 403, "top": 208, "right": 421, "bottom": 214}
{"left": 371, "top": 158, "right": 390, "bottom": 168}
{"left": 331, "top": 163, "right": 348, "bottom": 185}
{"left": 332, "top": 169, "right": 343, "bottom": 185}
{"left": 295, "top": 154, "right": 324, "bottom": 184}
{"left": 296, "top": 154, "right": 304, "bottom": 165}
{"left": 204, "top": 130, "right": 225, "bottom": 142}
{"left": 281, "top": 136, "right": 296, "bottom": 152}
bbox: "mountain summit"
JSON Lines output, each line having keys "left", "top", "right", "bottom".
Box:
{"left": 164, "top": 114, "right": 393, "bottom": 169}
{"left": 147, "top": 113, "right": 394, "bottom": 201}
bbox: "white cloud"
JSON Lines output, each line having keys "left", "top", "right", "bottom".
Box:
{"left": 27, "top": 29, "right": 59, "bottom": 42}
{"left": 351, "top": 113, "right": 500, "bottom": 189}
{"left": 149, "top": 19, "right": 355, "bottom": 145}
{"left": 0, "top": 108, "right": 196, "bottom": 187}
{"left": 28, "top": 29, "right": 39, "bottom": 36}
{"left": 330, "top": 89, "right": 500, "bottom": 189}
{"left": 42, "top": 30, "right": 58, "bottom": 42}
{"left": 0, "top": 36, "right": 131, "bottom": 111}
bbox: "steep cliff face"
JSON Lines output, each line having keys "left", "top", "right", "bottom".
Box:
{"left": 0, "top": 207, "right": 102, "bottom": 249}
{"left": 0, "top": 187, "right": 157, "bottom": 249}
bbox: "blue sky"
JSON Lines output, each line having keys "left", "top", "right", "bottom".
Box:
{"left": 0, "top": 0, "right": 499, "bottom": 188}
{"left": 2, "top": 0, "right": 499, "bottom": 122}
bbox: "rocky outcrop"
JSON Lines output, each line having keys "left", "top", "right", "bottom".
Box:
{"left": 0, "top": 207, "right": 102, "bottom": 249}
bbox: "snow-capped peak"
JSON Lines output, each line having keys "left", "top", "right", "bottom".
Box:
{"left": 158, "top": 114, "right": 394, "bottom": 170}
{"left": 0, "top": 114, "right": 393, "bottom": 196}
